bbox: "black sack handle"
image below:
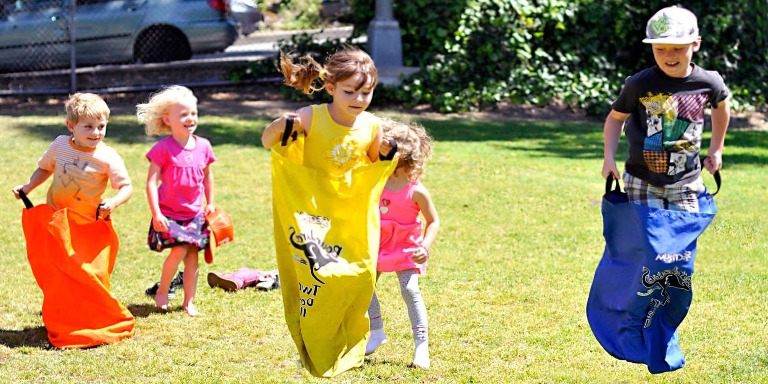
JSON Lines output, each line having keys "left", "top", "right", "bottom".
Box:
{"left": 18, "top": 189, "right": 33, "bottom": 209}
{"left": 281, "top": 116, "right": 298, "bottom": 146}
{"left": 605, "top": 173, "right": 621, "bottom": 195}
{"left": 710, "top": 170, "right": 721, "bottom": 196}
{"left": 96, "top": 203, "right": 108, "bottom": 221}
{"left": 379, "top": 139, "right": 398, "bottom": 161}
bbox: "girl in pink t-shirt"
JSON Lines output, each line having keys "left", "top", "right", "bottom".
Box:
{"left": 365, "top": 119, "right": 440, "bottom": 370}
{"left": 137, "top": 85, "right": 216, "bottom": 316}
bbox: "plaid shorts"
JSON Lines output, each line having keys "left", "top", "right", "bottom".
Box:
{"left": 622, "top": 172, "right": 706, "bottom": 212}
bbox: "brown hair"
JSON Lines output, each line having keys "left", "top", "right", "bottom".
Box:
{"left": 279, "top": 46, "right": 378, "bottom": 95}
{"left": 65, "top": 93, "right": 110, "bottom": 123}
{"left": 381, "top": 118, "right": 434, "bottom": 181}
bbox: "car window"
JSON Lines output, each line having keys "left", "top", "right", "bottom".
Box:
{"left": 3, "top": 0, "right": 62, "bottom": 14}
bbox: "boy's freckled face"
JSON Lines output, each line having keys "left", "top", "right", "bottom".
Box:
{"left": 651, "top": 42, "right": 699, "bottom": 78}
{"left": 68, "top": 116, "right": 108, "bottom": 148}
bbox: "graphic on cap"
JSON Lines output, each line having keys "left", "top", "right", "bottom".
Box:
{"left": 649, "top": 16, "right": 669, "bottom": 37}
{"left": 642, "top": 6, "right": 699, "bottom": 44}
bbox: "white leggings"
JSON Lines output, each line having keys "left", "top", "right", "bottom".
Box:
{"left": 368, "top": 269, "right": 428, "bottom": 341}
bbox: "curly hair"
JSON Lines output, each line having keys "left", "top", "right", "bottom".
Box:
{"left": 381, "top": 118, "right": 434, "bottom": 181}
{"left": 279, "top": 45, "right": 378, "bottom": 95}
{"left": 136, "top": 85, "right": 197, "bottom": 136}
{"left": 65, "top": 93, "right": 110, "bottom": 123}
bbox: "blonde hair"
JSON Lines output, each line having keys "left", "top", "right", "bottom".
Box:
{"left": 65, "top": 93, "right": 110, "bottom": 123}
{"left": 279, "top": 46, "right": 378, "bottom": 95}
{"left": 136, "top": 85, "right": 198, "bottom": 135}
{"left": 381, "top": 118, "right": 434, "bottom": 181}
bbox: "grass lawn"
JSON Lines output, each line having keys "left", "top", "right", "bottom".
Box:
{"left": 0, "top": 103, "right": 766, "bottom": 383}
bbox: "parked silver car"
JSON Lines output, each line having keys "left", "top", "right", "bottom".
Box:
{"left": 0, "top": 0, "right": 238, "bottom": 72}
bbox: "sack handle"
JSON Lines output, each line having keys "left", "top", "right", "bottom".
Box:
{"left": 605, "top": 173, "right": 621, "bottom": 195}
{"left": 281, "top": 116, "right": 298, "bottom": 146}
{"left": 18, "top": 189, "right": 33, "bottom": 209}
{"left": 379, "top": 139, "right": 398, "bottom": 161}
{"left": 710, "top": 170, "right": 721, "bottom": 196}
{"left": 604, "top": 170, "right": 721, "bottom": 196}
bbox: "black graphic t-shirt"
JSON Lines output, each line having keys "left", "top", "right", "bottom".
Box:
{"left": 612, "top": 64, "right": 729, "bottom": 187}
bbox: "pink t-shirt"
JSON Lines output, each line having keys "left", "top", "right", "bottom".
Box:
{"left": 377, "top": 181, "right": 426, "bottom": 274}
{"left": 146, "top": 135, "right": 216, "bottom": 220}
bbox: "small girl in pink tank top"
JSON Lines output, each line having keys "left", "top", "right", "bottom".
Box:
{"left": 365, "top": 118, "right": 440, "bottom": 370}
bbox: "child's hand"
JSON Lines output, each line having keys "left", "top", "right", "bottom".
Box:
{"left": 601, "top": 161, "right": 620, "bottom": 180}
{"left": 11, "top": 185, "right": 27, "bottom": 199}
{"left": 152, "top": 215, "right": 170, "bottom": 232}
{"left": 97, "top": 199, "right": 115, "bottom": 219}
{"left": 204, "top": 204, "right": 216, "bottom": 216}
{"left": 703, "top": 152, "right": 722, "bottom": 174}
{"left": 379, "top": 138, "right": 393, "bottom": 156}
{"left": 405, "top": 246, "right": 429, "bottom": 264}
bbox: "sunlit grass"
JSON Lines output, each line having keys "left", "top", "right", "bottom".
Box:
{"left": 1, "top": 108, "right": 766, "bottom": 383}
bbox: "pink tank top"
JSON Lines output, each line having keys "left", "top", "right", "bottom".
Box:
{"left": 377, "top": 181, "right": 426, "bottom": 274}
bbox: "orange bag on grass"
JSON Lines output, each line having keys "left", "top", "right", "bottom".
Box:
{"left": 20, "top": 193, "right": 134, "bottom": 349}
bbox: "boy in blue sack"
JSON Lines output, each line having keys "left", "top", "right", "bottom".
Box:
{"left": 602, "top": 5, "right": 730, "bottom": 212}
{"left": 588, "top": 6, "right": 729, "bottom": 374}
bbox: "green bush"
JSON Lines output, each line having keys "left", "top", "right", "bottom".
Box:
{"left": 351, "top": 0, "right": 768, "bottom": 115}
{"left": 233, "top": 0, "right": 768, "bottom": 115}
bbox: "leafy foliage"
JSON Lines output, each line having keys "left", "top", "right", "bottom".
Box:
{"left": 350, "top": 0, "right": 767, "bottom": 115}
{"left": 234, "top": 0, "right": 768, "bottom": 115}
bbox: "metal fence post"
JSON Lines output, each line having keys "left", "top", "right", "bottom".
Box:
{"left": 69, "top": 0, "right": 76, "bottom": 93}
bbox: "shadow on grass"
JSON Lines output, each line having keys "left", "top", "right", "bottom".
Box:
{"left": 126, "top": 303, "right": 179, "bottom": 318}
{"left": 7, "top": 113, "right": 768, "bottom": 166}
{"left": 0, "top": 326, "right": 53, "bottom": 349}
{"left": 416, "top": 116, "right": 768, "bottom": 167}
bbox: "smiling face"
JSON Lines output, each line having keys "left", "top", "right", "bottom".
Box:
{"left": 326, "top": 72, "right": 375, "bottom": 126}
{"left": 651, "top": 41, "right": 700, "bottom": 78}
{"left": 67, "top": 116, "right": 108, "bottom": 148}
{"left": 162, "top": 97, "right": 198, "bottom": 141}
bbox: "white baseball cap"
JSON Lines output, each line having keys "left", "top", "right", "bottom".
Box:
{"left": 642, "top": 6, "right": 699, "bottom": 44}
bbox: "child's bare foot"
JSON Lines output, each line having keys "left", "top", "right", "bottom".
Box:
{"left": 183, "top": 303, "right": 201, "bottom": 317}
{"left": 154, "top": 293, "right": 171, "bottom": 310}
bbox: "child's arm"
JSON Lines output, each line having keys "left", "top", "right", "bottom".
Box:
{"left": 12, "top": 167, "right": 52, "bottom": 199}
{"left": 704, "top": 99, "right": 730, "bottom": 174}
{"left": 411, "top": 184, "right": 440, "bottom": 264}
{"left": 146, "top": 162, "right": 169, "bottom": 232}
{"left": 203, "top": 165, "right": 215, "bottom": 215}
{"left": 602, "top": 110, "right": 629, "bottom": 180}
{"left": 98, "top": 184, "right": 133, "bottom": 218}
{"left": 261, "top": 108, "right": 311, "bottom": 149}
{"left": 367, "top": 124, "right": 383, "bottom": 163}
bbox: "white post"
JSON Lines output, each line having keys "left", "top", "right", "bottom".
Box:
{"left": 367, "top": 0, "right": 402, "bottom": 68}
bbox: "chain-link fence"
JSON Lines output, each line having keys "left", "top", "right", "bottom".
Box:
{"left": 0, "top": 0, "right": 326, "bottom": 96}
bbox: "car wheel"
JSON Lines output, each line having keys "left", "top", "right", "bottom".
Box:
{"left": 134, "top": 26, "right": 192, "bottom": 63}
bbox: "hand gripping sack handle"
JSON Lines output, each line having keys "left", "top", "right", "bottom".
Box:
{"left": 17, "top": 190, "right": 134, "bottom": 348}
{"left": 586, "top": 171, "right": 719, "bottom": 374}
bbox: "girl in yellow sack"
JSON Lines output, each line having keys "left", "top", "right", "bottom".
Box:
{"left": 263, "top": 47, "right": 396, "bottom": 378}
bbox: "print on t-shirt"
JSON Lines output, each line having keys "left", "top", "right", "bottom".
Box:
{"left": 640, "top": 92, "right": 707, "bottom": 176}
